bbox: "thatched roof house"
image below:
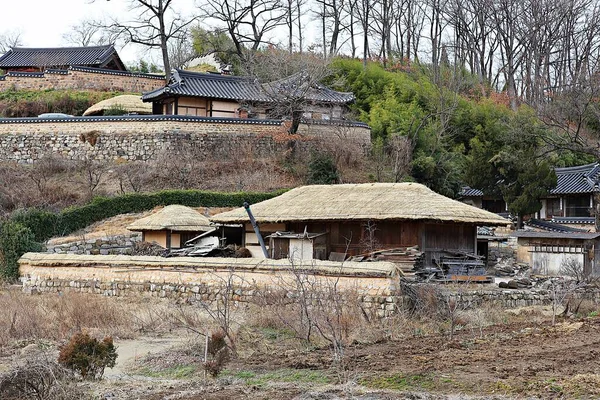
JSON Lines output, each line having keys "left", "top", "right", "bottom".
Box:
{"left": 211, "top": 183, "right": 509, "bottom": 262}
{"left": 83, "top": 95, "right": 152, "bottom": 116}
{"left": 128, "top": 205, "right": 213, "bottom": 249}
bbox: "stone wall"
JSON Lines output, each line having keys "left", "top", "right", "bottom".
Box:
{"left": 20, "top": 252, "right": 600, "bottom": 317}
{"left": 0, "top": 116, "right": 371, "bottom": 163}
{"left": 45, "top": 234, "right": 141, "bottom": 256}
{"left": 0, "top": 67, "right": 165, "bottom": 93}
{"left": 19, "top": 253, "right": 397, "bottom": 314}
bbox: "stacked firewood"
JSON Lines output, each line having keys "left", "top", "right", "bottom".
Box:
{"left": 349, "top": 246, "right": 424, "bottom": 272}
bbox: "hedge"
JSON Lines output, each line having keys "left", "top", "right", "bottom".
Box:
{"left": 0, "top": 221, "right": 42, "bottom": 281}
{"left": 10, "top": 189, "right": 284, "bottom": 243}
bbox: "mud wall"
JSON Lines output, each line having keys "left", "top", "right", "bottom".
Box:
{"left": 0, "top": 67, "right": 165, "bottom": 93}
{"left": 20, "top": 253, "right": 600, "bottom": 317}
{"left": 19, "top": 253, "right": 397, "bottom": 315}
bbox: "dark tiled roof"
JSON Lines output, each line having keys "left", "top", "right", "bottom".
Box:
{"left": 6, "top": 71, "right": 44, "bottom": 78}
{"left": 45, "top": 69, "right": 69, "bottom": 75}
{"left": 0, "top": 45, "right": 122, "bottom": 69}
{"left": 143, "top": 70, "right": 271, "bottom": 102}
{"left": 512, "top": 231, "right": 600, "bottom": 240}
{"left": 0, "top": 114, "right": 370, "bottom": 129}
{"left": 301, "top": 118, "right": 370, "bottom": 129}
{"left": 459, "top": 186, "right": 484, "bottom": 197}
{"left": 553, "top": 217, "right": 595, "bottom": 225}
{"left": 0, "top": 115, "right": 281, "bottom": 125}
{"left": 526, "top": 218, "right": 587, "bottom": 232}
{"left": 142, "top": 69, "right": 354, "bottom": 104}
{"left": 69, "top": 66, "right": 165, "bottom": 79}
{"left": 305, "top": 84, "right": 354, "bottom": 103}
{"left": 551, "top": 162, "right": 600, "bottom": 194}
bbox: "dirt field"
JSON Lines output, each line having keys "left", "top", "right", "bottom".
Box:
{"left": 2, "top": 288, "right": 600, "bottom": 399}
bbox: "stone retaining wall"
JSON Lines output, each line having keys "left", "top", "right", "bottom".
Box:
{"left": 0, "top": 67, "right": 165, "bottom": 93}
{"left": 45, "top": 234, "right": 141, "bottom": 255}
{"left": 0, "top": 116, "right": 371, "bottom": 163}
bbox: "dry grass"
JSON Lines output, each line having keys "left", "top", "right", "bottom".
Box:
{"left": 0, "top": 288, "right": 217, "bottom": 349}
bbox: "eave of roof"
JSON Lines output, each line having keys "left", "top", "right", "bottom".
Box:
{"left": 526, "top": 218, "right": 587, "bottom": 233}
{"left": 459, "top": 186, "right": 484, "bottom": 197}
{"left": 551, "top": 162, "right": 600, "bottom": 194}
{"left": 512, "top": 231, "right": 600, "bottom": 240}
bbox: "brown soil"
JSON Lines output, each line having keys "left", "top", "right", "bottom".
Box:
{"left": 230, "top": 318, "right": 600, "bottom": 398}
{"left": 89, "top": 316, "right": 600, "bottom": 399}
{"left": 3, "top": 287, "right": 599, "bottom": 399}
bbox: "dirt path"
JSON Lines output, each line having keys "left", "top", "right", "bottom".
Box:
{"left": 105, "top": 334, "right": 189, "bottom": 379}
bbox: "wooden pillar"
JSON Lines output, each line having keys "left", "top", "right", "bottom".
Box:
{"left": 166, "top": 230, "right": 172, "bottom": 250}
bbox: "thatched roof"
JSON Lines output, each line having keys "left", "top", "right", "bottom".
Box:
{"left": 19, "top": 253, "right": 399, "bottom": 278}
{"left": 211, "top": 183, "right": 510, "bottom": 226}
{"left": 83, "top": 95, "right": 152, "bottom": 116}
{"left": 128, "top": 205, "right": 212, "bottom": 232}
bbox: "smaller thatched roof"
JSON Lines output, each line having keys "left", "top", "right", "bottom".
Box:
{"left": 128, "top": 205, "right": 212, "bottom": 232}
{"left": 83, "top": 95, "right": 152, "bottom": 116}
{"left": 211, "top": 183, "right": 510, "bottom": 226}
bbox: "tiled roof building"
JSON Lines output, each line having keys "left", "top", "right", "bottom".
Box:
{"left": 0, "top": 45, "right": 126, "bottom": 72}
{"left": 551, "top": 163, "right": 600, "bottom": 194}
{"left": 143, "top": 69, "right": 355, "bottom": 121}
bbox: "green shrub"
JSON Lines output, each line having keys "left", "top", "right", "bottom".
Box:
{"left": 9, "top": 208, "right": 59, "bottom": 242}
{"left": 0, "top": 222, "right": 42, "bottom": 281}
{"left": 307, "top": 153, "right": 339, "bottom": 185}
{"left": 10, "top": 189, "right": 283, "bottom": 243}
{"left": 58, "top": 332, "right": 117, "bottom": 380}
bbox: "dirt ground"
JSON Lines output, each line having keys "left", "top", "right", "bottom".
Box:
{"left": 3, "top": 288, "right": 600, "bottom": 400}
{"left": 78, "top": 315, "right": 600, "bottom": 399}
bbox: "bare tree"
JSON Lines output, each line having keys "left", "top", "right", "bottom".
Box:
{"left": 243, "top": 48, "right": 332, "bottom": 133}
{"left": 168, "top": 27, "right": 199, "bottom": 69}
{"left": 96, "top": 0, "right": 198, "bottom": 79}
{"left": 62, "top": 19, "right": 106, "bottom": 47}
{"left": 198, "top": 0, "right": 287, "bottom": 58}
{"left": 283, "top": 0, "right": 307, "bottom": 53}
{"left": 315, "top": 0, "right": 345, "bottom": 57}
{"left": 0, "top": 29, "right": 23, "bottom": 53}
{"left": 77, "top": 157, "right": 109, "bottom": 200}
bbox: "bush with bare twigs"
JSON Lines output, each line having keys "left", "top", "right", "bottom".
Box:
{"left": 203, "top": 330, "right": 231, "bottom": 377}
{"left": 0, "top": 354, "right": 88, "bottom": 400}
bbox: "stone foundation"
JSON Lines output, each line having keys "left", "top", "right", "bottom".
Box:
{"left": 45, "top": 234, "right": 141, "bottom": 255}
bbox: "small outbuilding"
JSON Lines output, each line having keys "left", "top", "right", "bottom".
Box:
{"left": 127, "top": 205, "right": 213, "bottom": 249}
{"left": 513, "top": 231, "right": 600, "bottom": 277}
{"left": 210, "top": 183, "right": 509, "bottom": 263}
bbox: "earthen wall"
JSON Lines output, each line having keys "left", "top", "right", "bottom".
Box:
{"left": 0, "top": 68, "right": 165, "bottom": 93}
